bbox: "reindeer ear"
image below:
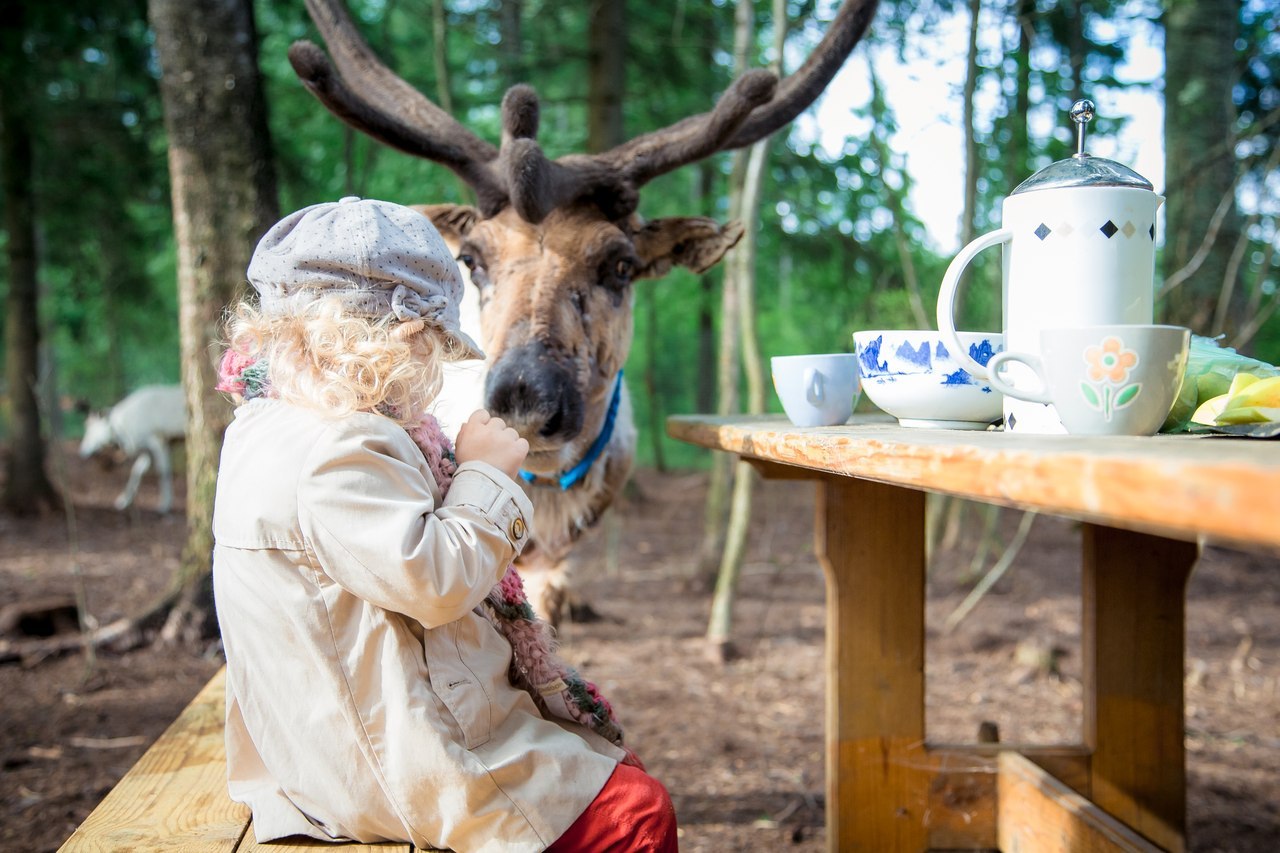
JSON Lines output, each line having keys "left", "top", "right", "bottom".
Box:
{"left": 632, "top": 217, "right": 745, "bottom": 280}
{"left": 413, "top": 204, "right": 481, "bottom": 242}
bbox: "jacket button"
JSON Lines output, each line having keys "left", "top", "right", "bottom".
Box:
{"left": 511, "top": 517, "right": 526, "bottom": 540}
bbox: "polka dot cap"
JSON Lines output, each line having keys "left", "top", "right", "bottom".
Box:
{"left": 246, "top": 196, "right": 484, "bottom": 361}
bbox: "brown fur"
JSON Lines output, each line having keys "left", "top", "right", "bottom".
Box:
{"left": 420, "top": 204, "right": 741, "bottom": 624}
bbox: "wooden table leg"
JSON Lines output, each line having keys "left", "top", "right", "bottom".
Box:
{"left": 1082, "top": 524, "right": 1199, "bottom": 853}
{"left": 815, "top": 476, "right": 928, "bottom": 852}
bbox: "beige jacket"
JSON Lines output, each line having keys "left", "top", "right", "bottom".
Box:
{"left": 212, "top": 399, "right": 622, "bottom": 852}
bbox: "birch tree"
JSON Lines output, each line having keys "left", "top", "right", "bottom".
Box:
{"left": 698, "top": 2, "right": 755, "bottom": 584}
{"left": 706, "top": 0, "right": 786, "bottom": 658}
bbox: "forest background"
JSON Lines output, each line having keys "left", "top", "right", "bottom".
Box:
{"left": 0, "top": 2, "right": 1278, "bottom": 846}
{"left": 1, "top": 0, "right": 1277, "bottom": 469}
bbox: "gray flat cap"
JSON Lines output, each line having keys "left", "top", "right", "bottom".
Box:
{"left": 247, "top": 197, "right": 484, "bottom": 361}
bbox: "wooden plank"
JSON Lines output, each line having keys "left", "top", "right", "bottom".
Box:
{"left": 919, "top": 745, "right": 1090, "bottom": 849}
{"left": 59, "top": 668, "right": 251, "bottom": 853}
{"left": 745, "top": 457, "right": 825, "bottom": 480}
{"left": 237, "top": 829, "right": 414, "bottom": 852}
{"left": 1029, "top": 750, "right": 1092, "bottom": 800}
{"left": 1082, "top": 525, "right": 1197, "bottom": 853}
{"left": 667, "top": 414, "right": 1280, "bottom": 553}
{"left": 922, "top": 748, "right": 996, "bottom": 850}
{"left": 998, "top": 752, "right": 1163, "bottom": 852}
{"left": 816, "top": 476, "right": 929, "bottom": 852}
{"left": 59, "top": 669, "right": 409, "bottom": 853}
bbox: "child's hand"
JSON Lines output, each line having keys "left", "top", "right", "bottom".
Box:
{"left": 455, "top": 410, "right": 529, "bottom": 481}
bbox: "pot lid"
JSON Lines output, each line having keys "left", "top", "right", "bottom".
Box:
{"left": 1011, "top": 99, "right": 1154, "bottom": 195}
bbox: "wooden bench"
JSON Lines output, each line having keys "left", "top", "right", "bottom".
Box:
{"left": 58, "top": 667, "right": 411, "bottom": 852}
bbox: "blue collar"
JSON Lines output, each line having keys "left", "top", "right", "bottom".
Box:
{"left": 519, "top": 372, "right": 624, "bottom": 491}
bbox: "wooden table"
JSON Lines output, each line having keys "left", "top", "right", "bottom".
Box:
{"left": 667, "top": 414, "right": 1280, "bottom": 853}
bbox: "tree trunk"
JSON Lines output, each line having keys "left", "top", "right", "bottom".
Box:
{"left": 643, "top": 291, "right": 666, "bottom": 471}
{"left": 960, "top": 0, "right": 982, "bottom": 247}
{"left": 695, "top": 160, "right": 717, "bottom": 415}
{"left": 696, "top": 276, "right": 717, "bottom": 412}
{"left": 867, "top": 59, "right": 928, "bottom": 329}
{"left": 1, "top": 4, "right": 61, "bottom": 516}
{"left": 1009, "top": 0, "right": 1034, "bottom": 184}
{"left": 1163, "top": 0, "right": 1243, "bottom": 336}
{"left": 699, "top": 0, "right": 754, "bottom": 582}
{"left": 707, "top": 0, "right": 785, "bottom": 657}
{"left": 587, "top": 0, "right": 625, "bottom": 155}
{"left": 1063, "top": 1, "right": 1086, "bottom": 106}
{"left": 97, "top": 219, "right": 130, "bottom": 402}
{"left": 149, "top": 0, "right": 279, "bottom": 643}
{"left": 432, "top": 0, "right": 454, "bottom": 116}
{"left": 736, "top": 138, "right": 768, "bottom": 416}
{"left": 585, "top": 0, "right": 655, "bottom": 470}
{"left": 499, "top": 0, "right": 523, "bottom": 90}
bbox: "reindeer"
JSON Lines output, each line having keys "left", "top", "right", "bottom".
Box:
{"left": 79, "top": 384, "right": 186, "bottom": 514}
{"left": 289, "top": 0, "right": 879, "bottom": 625}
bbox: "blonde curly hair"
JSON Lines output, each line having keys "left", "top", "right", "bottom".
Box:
{"left": 224, "top": 293, "right": 456, "bottom": 427}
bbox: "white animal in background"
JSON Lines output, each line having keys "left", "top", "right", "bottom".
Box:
{"left": 79, "top": 384, "right": 186, "bottom": 513}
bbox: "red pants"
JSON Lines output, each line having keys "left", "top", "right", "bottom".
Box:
{"left": 547, "top": 763, "right": 678, "bottom": 852}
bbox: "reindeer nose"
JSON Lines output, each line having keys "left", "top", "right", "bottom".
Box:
{"left": 485, "top": 344, "right": 585, "bottom": 441}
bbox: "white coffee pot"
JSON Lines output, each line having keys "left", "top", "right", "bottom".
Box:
{"left": 936, "top": 100, "right": 1164, "bottom": 434}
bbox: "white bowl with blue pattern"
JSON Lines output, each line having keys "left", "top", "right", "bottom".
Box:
{"left": 853, "top": 330, "right": 1005, "bottom": 429}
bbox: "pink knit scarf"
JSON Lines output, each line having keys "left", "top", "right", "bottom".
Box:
{"left": 405, "top": 413, "right": 626, "bottom": 748}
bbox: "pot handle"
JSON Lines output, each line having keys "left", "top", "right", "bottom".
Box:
{"left": 986, "top": 351, "right": 1053, "bottom": 405}
{"left": 936, "top": 228, "right": 1012, "bottom": 379}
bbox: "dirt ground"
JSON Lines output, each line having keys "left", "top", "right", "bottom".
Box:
{"left": 1, "top": 444, "right": 1277, "bottom": 852}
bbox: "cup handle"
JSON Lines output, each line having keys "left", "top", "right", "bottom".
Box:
{"left": 987, "top": 351, "right": 1053, "bottom": 405}
{"left": 936, "top": 228, "right": 1013, "bottom": 380}
{"left": 804, "top": 367, "right": 825, "bottom": 404}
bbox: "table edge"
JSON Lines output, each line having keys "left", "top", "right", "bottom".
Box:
{"left": 667, "top": 414, "right": 1280, "bottom": 553}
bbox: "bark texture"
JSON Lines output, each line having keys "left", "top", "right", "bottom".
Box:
{"left": 1163, "top": 0, "right": 1242, "bottom": 336}
{"left": 587, "top": 0, "right": 626, "bottom": 154}
{"left": 149, "top": 0, "right": 279, "bottom": 639}
{"left": 1, "top": 4, "right": 61, "bottom": 516}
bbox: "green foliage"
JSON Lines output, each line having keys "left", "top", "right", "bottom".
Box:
{"left": 0, "top": 0, "right": 179, "bottom": 408}
{"left": 4, "top": 0, "right": 1276, "bottom": 457}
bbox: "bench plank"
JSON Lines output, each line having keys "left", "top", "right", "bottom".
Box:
{"left": 59, "top": 668, "right": 250, "bottom": 852}
{"left": 238, "top": 828, "right": 412, "bottom": 852}
{"left": 60, "top": 668, "right": 415, "bottom": 853}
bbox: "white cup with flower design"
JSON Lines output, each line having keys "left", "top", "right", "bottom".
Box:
{"left": 986, "top": 325, "right": 1190, "bottom": 436}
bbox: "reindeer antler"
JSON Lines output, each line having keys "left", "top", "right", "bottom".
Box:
{"left": 292, "top": 0, "right": 880, "bottom": 222}
{"left": 724, "top": 0, "right": 880, "bottom": 149}
{"left": 289, "top": 0, "right": 509, "bottom": 212}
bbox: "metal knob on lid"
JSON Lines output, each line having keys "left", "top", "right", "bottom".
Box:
{"left": 1011, "top": 98, "right": 1153, "bottom": 195}
{"left": 1071, "top": 98, "right": 1095, "bottom": 158}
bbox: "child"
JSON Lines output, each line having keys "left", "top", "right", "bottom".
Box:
{"left": 212, "top": 197, "right": 677, "bottom": 852}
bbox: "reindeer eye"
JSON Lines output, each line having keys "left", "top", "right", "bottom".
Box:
{"left": 456, "top": 247, "right": 492, "bottom": 290}
{"left": 597, "top": 252, "right": 636, "bottom": 295}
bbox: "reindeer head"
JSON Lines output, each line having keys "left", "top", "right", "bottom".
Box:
{"left": 288, "top": 0, "right": 878, "bottom": 473}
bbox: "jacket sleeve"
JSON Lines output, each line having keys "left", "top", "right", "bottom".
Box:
{"left": 297, "top": 415, "right": 534, "bottom": 628}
